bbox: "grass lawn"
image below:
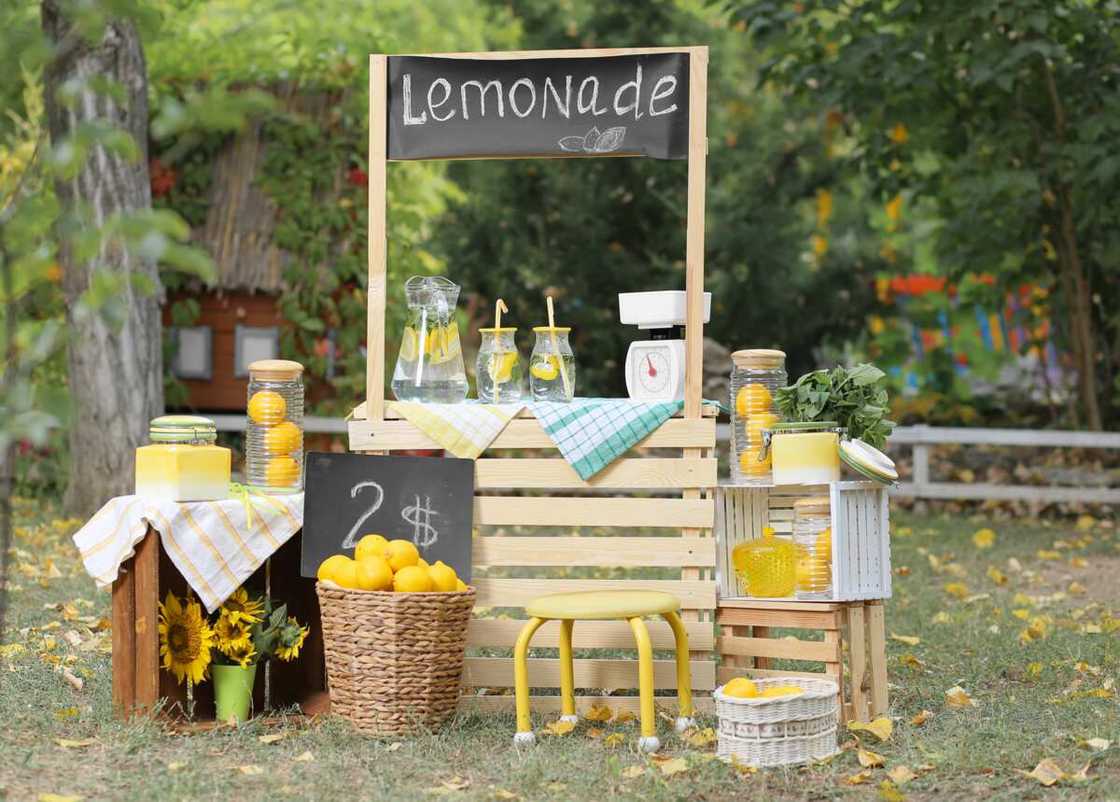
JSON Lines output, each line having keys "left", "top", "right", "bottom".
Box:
{"left": 1, "top": 497, "right": 1118, "bottom": 801}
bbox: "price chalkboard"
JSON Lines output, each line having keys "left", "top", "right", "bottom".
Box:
{"left": 387, "top": 53, "right": 689, "bottom": 161}
{"left": 300, "top": 452, "right": 475, "bottom": 581}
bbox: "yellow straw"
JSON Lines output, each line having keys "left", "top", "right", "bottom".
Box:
{"left": 546, "top": 296, "right": 573, "bottom": 399}
{"left": 493, "top": 298, "right": 508, "bottom": 403}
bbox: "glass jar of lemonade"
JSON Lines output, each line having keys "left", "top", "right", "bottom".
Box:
{"left": 767, "top": 422, "right": 842, "bottom": 486}
{"left": 246, "top": 360, "right": 304, "bottom": 493}
{"left": 793, "top": 496, "right": 833, "bottom": 600}
{"left": 477, "top": 327, "right": 525, "bottom": 403}
{"left": 135, "top": 416, "right": 231, "bottom": 501}
{"left": 729, "top": 349, "right": 786, "bottom": 484}
{"left": 529, "top": 327, "right": 576, "bottom": 402}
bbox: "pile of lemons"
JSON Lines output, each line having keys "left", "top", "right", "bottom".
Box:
{"left": 248, "top": 390, "right": 302, "bottom": 487}
{"left": 735, "top": 383, "right": 778, "bottom": 477}
{"left": 317, "top": 534, "right": 468, "bottom": 593}
{"left": 399, "top": 325, "right": 461, "bottom": 365}
{"left": 722, "top": 677, "right": 804, "bottom": 699}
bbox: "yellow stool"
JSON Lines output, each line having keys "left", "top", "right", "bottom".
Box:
{"left": 513, "top": 590, "right": 694, "bottom": 752}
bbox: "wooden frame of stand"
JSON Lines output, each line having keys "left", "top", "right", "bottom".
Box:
{"left": 348, "top": 46, "right": 717, "bottom": 714}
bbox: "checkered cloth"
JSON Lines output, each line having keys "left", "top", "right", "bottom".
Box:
{"left": 388, "top": 401, "right": 525, "bottom": 459}
{"left": 72, "top": 493, "right": 304, "bottom": 612}
{"left": 529, "top": 399, "right": 685, "bottom": 480}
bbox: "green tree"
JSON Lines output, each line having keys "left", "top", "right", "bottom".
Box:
{"left": 729, "top": 0, "right": 1120, "bottom": 428}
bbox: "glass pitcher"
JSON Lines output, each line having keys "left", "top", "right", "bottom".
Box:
{"left": 391, "top": 276, "right": 468, "bottom": 403}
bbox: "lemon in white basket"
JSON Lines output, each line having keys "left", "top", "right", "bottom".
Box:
{"left": 723, "top": 677, "right": 759, "bottom": 699}
{"left": 759, "top": 685, "right": 804, "bottom": 698}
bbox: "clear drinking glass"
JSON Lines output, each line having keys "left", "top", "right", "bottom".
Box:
{"left": 476, "top": 328, "right": 525, "bottom": 403}
{"left": 391, "top": 276, "right": 468, "bottom": 403}
{"left": 730, "top": 349, "right": 787, "bottom": 485}
{"left": 529, "top": 327, "right": 575, "bottom": 402}
{"left": 245, "top": 360, "right": 304, "bottom": 493}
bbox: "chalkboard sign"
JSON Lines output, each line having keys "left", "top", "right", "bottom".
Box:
{"left": 387, "top": 53, "right": 689, "bottom": 161}
{"left": 300, "top": 452, "right": 475, "bottom": 581}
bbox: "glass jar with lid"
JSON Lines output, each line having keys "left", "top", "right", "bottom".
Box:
{"left": 765, "top": 421, "right": 842, "bottom": 486}
{"left": 730, "top": 349, "right": 786, "bottom": 484}
{"left": 135, "top": 415, "right": 231, "bottom": 501}
{"left": 529, "top": 327, "right": 576, "bottom": 402}
{"left": 731, "top": 526, "right": 796, "bottom": 598}
{"left": 246, "top": 359, "right": 305, "bottom": 493}
{"left": 793, "top": 496, "right": 833, "bottom": 600}
{"left": 476, "top": 327, "right": 525, "bottom": 403}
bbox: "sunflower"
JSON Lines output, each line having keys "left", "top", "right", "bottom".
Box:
{"left": 275, "top": 617, "right": 309, "bottom": 662}
{"left": 219, "top": 587, "right": 264, "bottom": 626}
{"left": 158, "top": 592, "right": 214, "bottom": 686}
{"left": 224, "top": 640, "right": 257, "bottom": 668}
{"left": 213, "top": 613, "right": 253, "bottom": 655}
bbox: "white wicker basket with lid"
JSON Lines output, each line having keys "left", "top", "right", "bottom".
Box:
{"left": 714, "top": 676, "right": 840, "bottom": 767}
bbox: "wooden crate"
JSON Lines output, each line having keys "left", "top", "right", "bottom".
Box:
{"left": 717, "top": 598, "right": 888, "bottom": 724}
{"left": 715, "top": 482, "right": 892, "bottom": 602}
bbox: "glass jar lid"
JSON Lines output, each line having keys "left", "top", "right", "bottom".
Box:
{"left": 731, "top": 349, "right": 786, "bottom": 369}
{"left": 770, "top": 421, "right": 840, "bottom": 433}
{"left": 793, "top": 496, "right": 831, "bottom": 516}
{"left": 248, "top": 359, "right": 304, "bottom": 381}
{"left": 478, "top": 327, "right": 518, "bottom": 334}
{"left": 840, "top": 438, "right": 899, "bottom": 485}
{"left": 532, "top": 326, "right": 571, "bottom": 334}
{"left": 149, "top": 415, "right": 217, "bottom": 444}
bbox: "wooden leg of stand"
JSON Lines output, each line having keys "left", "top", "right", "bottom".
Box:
{"left": 866, "top": 600, "right": 889, "bottom": 717}
{"left": 824, "top": 611, "right": 846, "bottom": 723}
{"left": 753, "top": 625, "right": 771, "bottom": 670}
{"left": 133, "top": 527, "right": 161, "bottom": 714}
{"left": 111, "top": 554, "right": 137, "bottom": 719}
{"left": 846, "top": 603, "right": 868, "bottom": 723}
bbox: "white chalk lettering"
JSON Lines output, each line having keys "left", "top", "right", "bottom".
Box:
{"left": 613, "top": 64, "right": 643, "bottom": 119}
{"left": 508, "top": 77, "right": 536, "bottom": 118}
{"left": 461, "top": 79, "right": 504, "bottom": 120}
{"left": 427, "top": 77, "right": 455, "bottom": 122}
{"left": 542, "top": 75, "right": 572, "bottom": 119}
{"left": 577, "top": 76, "right": 607, "bottom": 116}
{"left": 402, "top": 74, "right": 427, "bottom": 126}
{"left": 649, "top": 75, "right": 678, "bottom": 116}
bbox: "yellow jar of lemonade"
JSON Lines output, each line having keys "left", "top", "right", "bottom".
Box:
{"left": 731, "top": 527, "right": 796, "bottom": 597}
{"left": 767, "top": 422, "right": 841, "bottom": 486}
{"left": 135, "top": 415, "right": 231, "bottom": 501}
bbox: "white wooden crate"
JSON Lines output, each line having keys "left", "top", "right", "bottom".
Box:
{"left": 715, "top": 481, "right": 891, "bottom": 602}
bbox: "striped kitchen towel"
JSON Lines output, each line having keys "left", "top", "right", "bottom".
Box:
{"left": 530, "top": 398, "right": 685, "bottom": 480}
{"left": 388, "top": 401, "right": 525, "bottom": 459}
{"left": 72, "top": 492, "right": 304, "bottom": 612}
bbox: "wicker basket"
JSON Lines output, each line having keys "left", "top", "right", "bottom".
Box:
{"left": 714, "top": 677, "right": 840, "bottom": 767}
{"left": 316, "top": 581, "right": 476, "bottom": 735}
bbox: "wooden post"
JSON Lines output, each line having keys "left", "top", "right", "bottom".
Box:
{"left": 366, "top": 54, "right": 389, "bottom": 423}
{"left": 683, "top": 46, "right": 708, "bottom": 421}
{"left": 865, "top": 599, "right": 889, "bottom": 717}
{"left": 846, "top": 603, "right": 868, "bottom": 722}
{"left": 132, "top": 528, "right": 161, "bottom": 713}
{"left": 111, "top": 555, "right": 136, "bottom": 717}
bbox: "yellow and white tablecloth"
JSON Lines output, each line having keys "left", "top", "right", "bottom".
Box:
{"left": 73, "top": 493, "right": 304, "bottom": 612}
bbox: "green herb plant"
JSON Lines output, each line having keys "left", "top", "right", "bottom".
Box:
{"left": 775, "top": 364, "right": 894, "bottom": 449}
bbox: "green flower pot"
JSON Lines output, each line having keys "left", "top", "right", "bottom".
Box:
{"left": 213, "top": 663, "right": 258, "bottom": 723}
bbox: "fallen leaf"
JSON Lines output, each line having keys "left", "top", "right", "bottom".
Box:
{"left": 1012, "top": 609, "right": 1030, "bottom": 620}
{"left": 972, "top": 528, "right": 996, "bottom": 549}
{"left": 63, "top": 630, "right": 82, "bottom": 648}
{"left": 386, "top": 742, "right": 402, "bottom": 752}
{"left": 37, "top": 795, "right": 82, "bottom": 802}
{"left": 1036, "top": 550, "right": 1061, "bottom": 561}
{"left": 294, "top": 751, "right": 315, "bottom": 762}
{"left": 1068, "top": 581, "right": 1086, "bottom": 595}
{"left": 1026, "top": 662, "right": 1044, "bottom": 678}
{"left": 656, "top": 757, "right": 689, "bottom": 776}
{"left": 584, "top": 704, "right": 612, "bottom": 722}
{"left": 61, "top": 669, "right": 84, "bottom": 692}
{"left": 1080, "top": 737, "right": 1111, "bottom": 751}
{"left": 890, "top": 633, "right": 920, "bottom": 646}
{"left": 729, "top": 755, "right": 757, "bottom": 775}
{"left": 846, "top": 769, "right": 874, "bottom": 785}
{"left": 585, "top": 727, "right": 603, "bottom": 739}
{"left": 1020, "top": 758, "right": 1065, "bottom": 786}
{"left": 604, "top": 732, "right": 625, "bottom": 748}
{"left": 167, "top": 761, "right": 185, "bottom": 772}
{"left": 686, "top": 727, "right": 716, "bottom": 748}
{"left": 543, "top": 719, "right": 576, "bottom": 736}
{"left": 858, "top": 748, "right": 886, "bottom": 768}
{"left": 986, "top": 566, "right": 1008, "bottom": 586}
{"left": 943, "top": 582, "right": 969, "bottom": 599}
{"left": 441, "top": 777, "right": 471, "bottom": 791}
{"left": 258, "top": 733, "right": 286, "bottom": 744}
{"left": 54, "top": 738, "right": 96, "bottom": 749}
{"left": 931, "top": 612, "right": 951, "bottom": 625}
{"left": 491, "top": 790, "right": 519, "bottom": 800}
{"left": 910, "top": 710, "right": 933, "bottom": 726}
{"left": 887, "top": 765, "right": 917, "bottom": 786}
{"left": 1007, "top": 557, "right": 1023, "bottom": 573}
{"left": 848, "top": 717, "right": 893, "bottom": 742}
{"left": 1074, "top": 662, "right": 1102, "bottom": 677}
{"left": 621, "top": 765, "right": 646, "bottom": 779}
{"left": 1071, "top": 761, "right": 1093, "bottom": 781}
{"left": 238, "top": 765, "right": 263, "bottom": 775}
{"left": 945, "top": 686, "right": 977, "bottom": 708}
{"left": 1076, "top": 514, "right": 1096, "bottom": 530}
{"left": 613, "top": 709, "right": 637, "bottom": 724}
{"left": 899, "top": 653, "right": 924, "bottom": 671}
{"left": 878, "top": 780, "right": 906, "bottom": 801}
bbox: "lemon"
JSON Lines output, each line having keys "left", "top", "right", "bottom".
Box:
{"left": 428, "top": 560, "right": 458, "bottom": 592}
{"left": 416, "top": 557, "right": 430, "bottom": 572}
{"left": 455, "top": 578, "right": 468, "bottom": 592}
{"left": 723, "top": 677, "right": 759, "bottom": 698}
{"left": 263, "top": 421, "right": 302, "bottom": 455}
{"left": 248, "top": 390, "right": 286, "bottom": 425}
{"left": 746, "top": 412, "right": 779, "bottom": 444}
{"left": 265, "top": 456, "right": 300, "bottom": 487}
{"left": 759, "top": 685, "right": 803, "bottom": 698}
{"left": 816, "top": 527, "right": 832, "bottom": 560}
{"left": 530, "top": 356, "right": 559, "bottom": 381}
{"left": 317, "top": 554, "right": 350, "bottom": 583}
{"left": 355, "top": 556, "right": 393, "bottom": 591}
{"left": 398, "top": 327, "right": 419, "bottom": 362}
{"left": 425, "top": 325, "right": 461, "bottom": 365}
{"left": 354, "top": 534, "right": 389, "bottom": 562}
{"left": 739, "top": 448, "right": 770, "bottom": 476}
{"left": 385, "top": 539, "right": 420, "bottom": 572}
{"left": 393, "top": 564, "right": 432, "bottom": 592}
{"left": 735, "top": 384, "right": 773, "bottom": 418}
{"left": 489, "top": 351, "right": 518, "bottom": 383}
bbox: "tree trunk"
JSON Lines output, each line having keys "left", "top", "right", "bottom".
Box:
{"left": 1055, "top": 188, "right": 1102, "bottom": 431}
{"left": 42, "top": 3, "right": 163, "bottom": 516}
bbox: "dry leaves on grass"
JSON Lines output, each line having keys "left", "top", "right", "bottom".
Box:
{"left": 584, "top": 703, "right": 612, "bottom": 722}
{"left": 543, "top": 719, "right": 576, "bottom": 736}
{"left": 986, "top": 566, "right": 1008, "bottom": 586}
{"left": 729, "top": 756, "right": 757, "bottom": 776}
{"left": 945, "top": 686, "right": 977, "bottom": 708}
{"left": 878, "top": 779, "right": 906, "bottom": 801}
{"left": 621, "top": 765, "right": 646, "bottom": 779}
{"left": 943, "top": 582, "right": 969, "bottom": 599}
{"left": 238, "top": 765, "right": 263, "bottom": 776}
{"left": 972, "top": 528, "right": 996, "bottom": 549}
{"left": 294, "top": 751, "right": 315, "bottom": 762}
{"left": 603, "top": 732, "right": 626, "bottom": 748}
{"left": 257, "top": 733, "right": 286, "bottom": 744}
{"left": 890, "top": 633, "right": 920, "bottom": 646}
{"left": 847, "top": 717, "right": 893, "bottom": 742}
{"left": 887, "top": 765, "right": 917, "bottom": 786}
{"left": 54, "top": 738, "right": 96, "bottom": 749}
{"left": 1080, "top": 738, "right": 1111, "bottom": 752}
{"left": 910, "top": 710, "right": 933, "bottom": 726}
{"left": 898, "top": 653, "right": 924, "bottom": 671}
{"left": 858, "top": 748, "right": 886, "bottom": 768}
{"left": 613, "top": 709, "right": 637, "bottom": 724}
{"left": 491, "top": 789, "right": 519, "bottom": 800}
{"left": 931, "top": 611, "right": 951, "bottom": 625}
{"left": 37, "top": 795, "right": 82, "bottom": 802}
{"left": 653, "top": 756, "right": 690, "bottom": 777}
{"left": 846, "top": 770, "right": 873, "bottom": 785}
{"left": 426, "top": 777, "right": 472, "bottom": 795}
{"left": 1018, "top": 758, "right": 1077, "bottom": 787}
{"left": 685, "top": 727, "right": 717, "bottom": 748}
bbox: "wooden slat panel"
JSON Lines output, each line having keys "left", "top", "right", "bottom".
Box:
{"left": 717, "top": 666, "right": 829, "bottom": 685}
{"left": 475, "top": 458, "right": 716, "bottom": 490}
{"left": 351, "top": 400, "right": 720, "bottom": 421}
{"left": 463, "top": 657, "right": 715, "bottom": 690}
{"left": 468, "top": 617, "right": 714, "bottom": 651}
{"left": 474, "top": 536, "right": 715, "bottom": 568}
{"left": 461, "top": 694, "right": 714, "bottom": 715}
{"left": 718, "top": 598, "right": 843, "bottom": 612}
{"left": 717, "top": 635, "right": 838, "bottom": 663}
{"left": 349, "top": 417, "right": 717, "bottom": 452}
{"left": 474, "top": 496, "right": 713, "bottom": 529}
{"left": 474, "top": 578, "right": 715, "bottom": 609}
{"left": 717, "top": 607, "right": 841, "bottom": 630}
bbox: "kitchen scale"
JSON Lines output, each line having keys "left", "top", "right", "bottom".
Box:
{"left": 618, "top": 290, "right": 712, "bottom": 401}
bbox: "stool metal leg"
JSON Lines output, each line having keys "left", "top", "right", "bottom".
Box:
{"left": 628, "top": 616, "right": 660, "bottom": 753}
{"left": 558, "top": 619, "right": 577, "bottom": 723}
{"left": 514, "top": 616, "right": 547, "bottom": 745}
{"left": 662, "top": 611, "right": 695, "bottom": 733}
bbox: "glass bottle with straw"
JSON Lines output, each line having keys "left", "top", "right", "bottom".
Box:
{"left": 477, "top": 298, "right": 525, "bottom": 403}
{"left": 530, "top": 296, "right": 576, "bottom": 402}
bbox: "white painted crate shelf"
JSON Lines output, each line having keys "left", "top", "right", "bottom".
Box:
{"left": 715, "top": 481, "right": 892, "bottom": 603}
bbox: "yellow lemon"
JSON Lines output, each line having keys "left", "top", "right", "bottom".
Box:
{"left": 425, "top": 325, "right": 461, "bottom": 365}
{"left": 355, "top": 556, "right": 393, "bottom": 591}
{"left": 393, "top": 565, "right": 432, "bottom": 592}
{"left": 263, "top": 421, "right": 302, "bottom": 455}
{"left": 455, "top": 578, "right": 468, "bottom": 592}
{"left": 739, "top": 448, "right": 770, "bottom": 476}
{"left": 723, "top": 677, "right": 759, "bottom": 698}
{"left": 759, "top": 685, "right": 804, "bottom": 698}
{"left": 398, "top": 327, "right": 419, "bottom": 362}
{"left": 489, "top": 351, "right": 518, "bottom": 383}
{"left": 735, "top": 383, "right": 773, "bottom": 418}
{"left": 428, "top": 560, "right": 458, "bottom": 592}
{"left": 816, "top": 527, "right": 833, "bottom": 561}
{"left": 746, "top": 412, "right": 779, "bottom": 444}
{"left": 530, "top": 356, "right": 559, "bottom": 381}
{"left": 416, "top": 557, "right": 430, "bottom": 572}
{"left": 354, "top": 534, "right": 389, "bottom": 562}
{"left": 317, "top": 554, "right": 350, "bottom": 584}
{"left": 385, "top": 539, "right": 420, "bottom": 572}
{"left": 248, "top": 390, "right": 286, "bottom": 425}
{"left": 324, "top": 556, "right": 359, "bottom": 589}
{"left": 265, "top": 456, "right": 300, "bottom": 487}
{"left": 794, "top": 545, "right": 813, "bottom": 591}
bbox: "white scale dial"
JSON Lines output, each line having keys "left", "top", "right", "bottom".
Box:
{"left": 634, "top": 348, "right": 671, "bottom": 395}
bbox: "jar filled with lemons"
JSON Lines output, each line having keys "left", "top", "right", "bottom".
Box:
{"left": 246, "top": 360, "right": 304, "bottom": 493}
{"left": 793, "top": 496, "right": 833, "bottom": 600}
{"left": 730, "top": 349, "right": 786, "bottom": 484}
